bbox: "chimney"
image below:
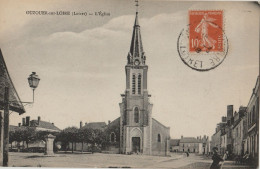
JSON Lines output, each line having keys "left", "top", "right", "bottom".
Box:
{"left": 197, "top": 136, "right": 199, "bottom": 140}
{"left": 227, "top": 105, "right": 234, "bottom": 121}
{"left": 38, "top": 116, "right": 41, "bottom": 124}
{"left": 18, "top": 123, "right": 21, "bottom": 127}
{"left": 80, "top": 121, "right": 82, "bottom": 128}
{"left": 181, "top": 135, "right": 183, "bottom": 139}
{"left": 222, "top": 116, "right": 227, "bottom": 123}
{"left": 108, "top": 120, "right": 111, "bottom": 124}
{"left": 26, "top": 116, "right": 30, "bottom": 126}
{"left": 52, "top": 123, "right": 54, "bottom": 125}
{"left": 22, "top": 118, "right": 26, "bottom": 126}
{"left": 85, "top": 122, "right": 87, "bottom": 126}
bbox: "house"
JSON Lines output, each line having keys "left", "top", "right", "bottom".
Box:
{"left": 9, "top": 116, "right": 60, "bottom": 151}
{"left": 170, "top": 139, "right": 180, "bottom": 152}
{"left": 21, "top": 116, "right": 60, "bottom": 132}
{"left": 178, "top": 135, "right": 210, "bottom": 154}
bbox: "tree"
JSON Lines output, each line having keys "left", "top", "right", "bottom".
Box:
{"left": 77, "top": 127, "right": 95, "bottom": 152}
{"left": 55, "top": 130, "right": 69, "bottom": 152}
{"left": 59, "top": 127, "right": 78, "bottom": 153}
{"left": 22, "top": 127, "right": 36, "bottom": 149}
{"left": 9, "top": 131, "right": 15, "bottom": 149}
{"left": 14, "top": 128, "right": 24, "bottom": 150}
{"left": 87, "top": 129, "right": 105, "bottom": 153}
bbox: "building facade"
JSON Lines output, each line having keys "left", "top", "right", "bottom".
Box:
{"left": 178, "top": 136, "right": 209, "bottom": 154}
{"left": 211, "top": 105, "right": 235, "bottom": 155}
{"left": 246, "top": 76, "right": 259, "bottom": 161}
{"left": 232, "top": 107, "right": 247, "bottom": 156}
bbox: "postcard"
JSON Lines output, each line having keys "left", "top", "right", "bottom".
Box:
{"left": 0, "top": 0, "right": 259, "bottom": 168}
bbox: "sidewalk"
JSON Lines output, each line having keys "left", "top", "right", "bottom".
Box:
{"left": 222, "top": 161, "right": 256, "bottom": 169}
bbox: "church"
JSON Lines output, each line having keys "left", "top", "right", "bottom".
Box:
{"left": 105, "top": 8, "right": 171, "bottom": 156}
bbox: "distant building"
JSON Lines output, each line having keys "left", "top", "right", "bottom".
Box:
{"left": 178, "top": 135, "right": 209, "bottom": 154}
{"left": 211, "top": 105, "right": 235, "bottom": 155}
{"left": 21, "top": 116, "right": 60, "bottom": 132}
{"left": 211, "top": 116, "right": 227, "bottom": 154}
{"left": 170, "top": 139, "right": 180, "bottom": 152}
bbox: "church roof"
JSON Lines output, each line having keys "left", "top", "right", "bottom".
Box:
{"left": 0, "top": 49, "right": 25, "bottom": 114}
{"left": 152, "top": 118, "right": 170, "bottom": 129}
{"left": 107, "top": 117, "right": 120, "bottom": 127}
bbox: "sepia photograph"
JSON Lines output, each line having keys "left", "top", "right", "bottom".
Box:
{"left": 0, "top": 0, "right": 259, "bottom": 168}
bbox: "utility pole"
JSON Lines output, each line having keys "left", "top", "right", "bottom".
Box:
{"left": 3, "top": 87, "right": 9, "bottom": 166}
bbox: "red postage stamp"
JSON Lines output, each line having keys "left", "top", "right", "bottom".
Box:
{"left": 189, "top": 10, "right": 223, "bottom": 53}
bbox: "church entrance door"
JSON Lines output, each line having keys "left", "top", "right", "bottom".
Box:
{"left": 132, "top": 137, "right": 140, "bottom": 153}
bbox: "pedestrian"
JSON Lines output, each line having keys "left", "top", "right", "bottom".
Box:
{"left": 210, "top": 147, "right": 224, "bottom": 169}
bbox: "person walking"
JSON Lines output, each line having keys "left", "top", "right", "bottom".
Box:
{"left": 210, "top": 147, "right": 224, "bottom": 169}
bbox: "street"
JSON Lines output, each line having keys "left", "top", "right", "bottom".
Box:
{"left": 9, "top": 152, "right": 255, "bottom": 168}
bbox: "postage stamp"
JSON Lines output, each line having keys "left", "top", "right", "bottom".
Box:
{"left": 177, "top": 10, "right": 228, "bottom": 71}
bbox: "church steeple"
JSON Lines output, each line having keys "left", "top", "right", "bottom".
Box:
{"left": 127, "top": 2, "right": 146, "bottom": 66}
{"left": 125, "top": 0, "right": 148, "bottom": 95}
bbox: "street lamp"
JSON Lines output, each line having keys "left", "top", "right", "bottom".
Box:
{"left": 27, "top": 72, "right": 40, "bottom": 103}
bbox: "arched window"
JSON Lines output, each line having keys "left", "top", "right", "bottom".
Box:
{"left": 110, "top": 132, "right": 116, "bottom": 142}
{"left": 134, "top": 107, "right": 139, "bottom": 123}
{"left": 158, "top": 134, "right": 161, "bottom": 142}
{"left": 132, "top": 74, "right": 136, "bottom": 94}
{"left": 138, "top": 74, "right": 141, "bottom": 94}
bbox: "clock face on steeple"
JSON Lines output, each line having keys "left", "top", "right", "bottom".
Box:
{"left": 134, "top": 59, "right": 140, "bottom": 66}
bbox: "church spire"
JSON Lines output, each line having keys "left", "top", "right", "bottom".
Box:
{"left": 127, "top": 0, "right": 146, "bottom": 66}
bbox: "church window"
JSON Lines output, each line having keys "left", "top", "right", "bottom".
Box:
{"left": 132, "top": 74, "right": 136, "bottom": 94}
{"left": 134, "top": 107, "right": 139, "bottom": 123}
{"left": 110, "top": 132, "right": 116, "bottom": 142}
{"left": 158, "top": 134, "right": 161, "bottom": 142}
{"left": 138, "top": 74, "right": 141, "bottom": 94}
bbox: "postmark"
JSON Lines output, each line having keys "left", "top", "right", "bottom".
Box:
{"left": 177, "top": 10, "right": 228, "bottom": 71}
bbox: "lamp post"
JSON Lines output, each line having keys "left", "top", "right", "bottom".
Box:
{"left": 3, "top": 72, "right": 40, "bottom": 166}
{"left": 27, "top": 72, "right": 40, "bottom": 103}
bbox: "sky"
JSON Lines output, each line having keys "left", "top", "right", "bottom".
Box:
{"left": 0, "top": 0, "right": 259, "bottom": 139}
